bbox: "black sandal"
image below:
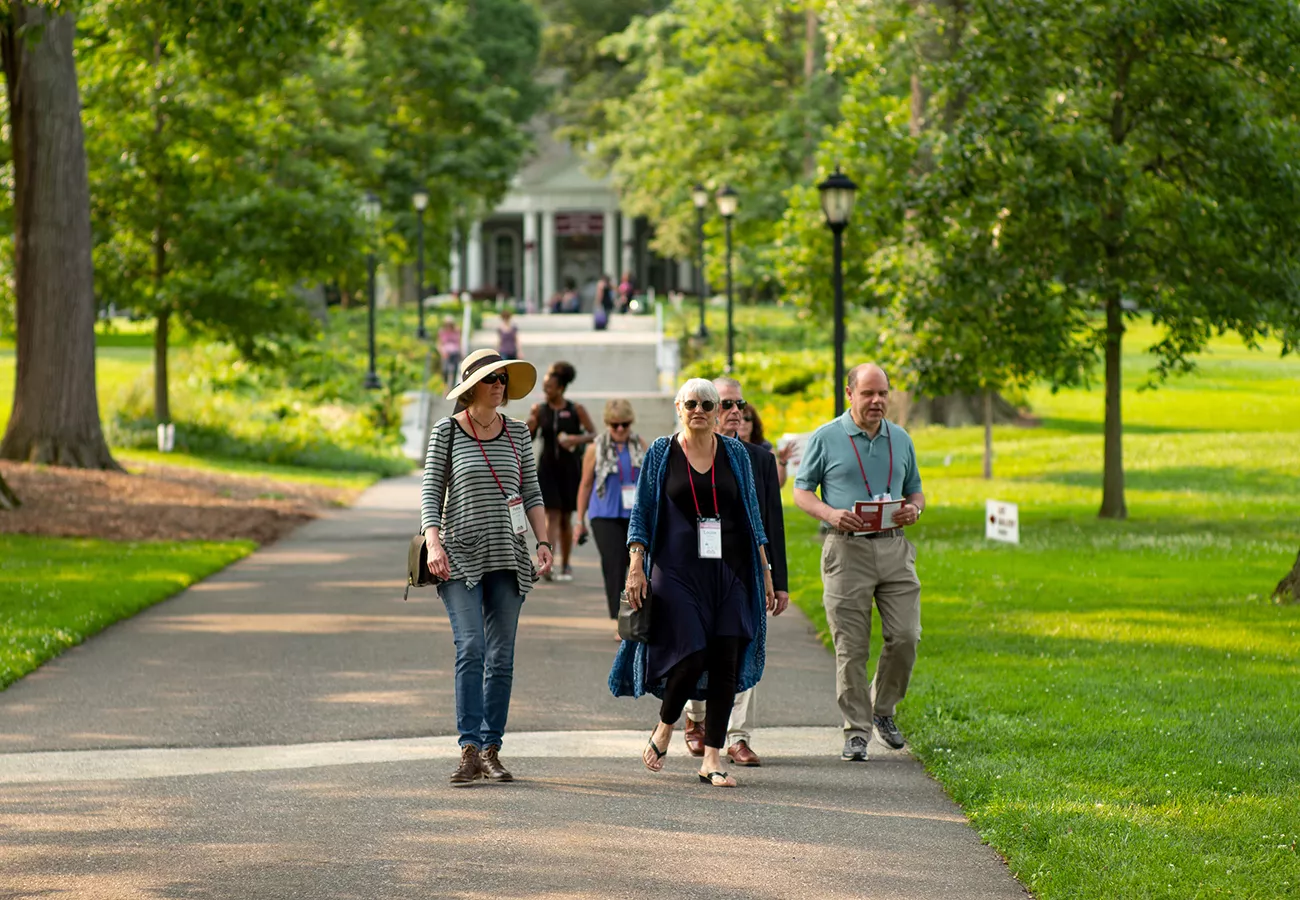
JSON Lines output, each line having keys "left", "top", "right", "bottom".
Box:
{"left": 698, "top": 771, "right": 735, "bottom": 787}
{"left": 643, "top": 738, "right": 668, "bottom": 772}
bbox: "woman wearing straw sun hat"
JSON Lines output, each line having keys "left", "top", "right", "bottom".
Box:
{"left": 422, "top": 348, "right": 553, "bottom": 787}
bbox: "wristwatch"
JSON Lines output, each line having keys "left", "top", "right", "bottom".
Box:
{"left": 536, "top": 541, "right": 553, "bottom": 551}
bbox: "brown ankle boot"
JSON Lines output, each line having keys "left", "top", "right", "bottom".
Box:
{"left": 480, "top": 745, "right": 513, "bottom": 782}
{"left": 449, "top": 745, "right": 482, "bottom": 786}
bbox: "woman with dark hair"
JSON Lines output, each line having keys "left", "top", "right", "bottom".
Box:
{"left": 738, "top": 404, "right": 772, "bottom": 451}
{"left": 527, "top": 361, "right": 595, "bottom": 582}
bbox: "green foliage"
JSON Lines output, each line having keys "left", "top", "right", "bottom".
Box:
{"left": 0, "top": 535, "right": 253, "bottom": 689}
{"left": 105, "top": 309, "right": 425, "bottom": 476}
{"left": 590, "top": 0, "right": 839, "bottom": 297}
{"left": 783, "top": 324, "right": 1300, "bottom": 899}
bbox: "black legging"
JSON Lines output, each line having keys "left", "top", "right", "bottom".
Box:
{"left": 590, "top": 517, "right": 631, "bottom": 618}
{"left": 659, "top": 637, "right": 746, "bottom": 749}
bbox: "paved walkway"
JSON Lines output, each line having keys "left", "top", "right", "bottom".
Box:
{"left": 0, "top": 477, "right": 1028, "bottom": 899}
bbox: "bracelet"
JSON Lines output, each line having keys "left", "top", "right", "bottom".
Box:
{"left": 536, "top": 541, "right": 553, "bottom": 551}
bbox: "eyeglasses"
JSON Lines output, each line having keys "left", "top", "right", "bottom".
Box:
{"left": 682, "top": 399, "right": 716, "bottom": 412}
{"left": 719, "top": 399, "right": 748, "bottom": 411}
{"left": 609, "top": 421, "right": 632, "bottom": 429}
{"left": 480, "top": 371, "right": 510, "bottom": 385}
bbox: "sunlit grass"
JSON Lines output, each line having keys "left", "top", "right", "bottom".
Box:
{"left": 115, "top": 449, "right": 382, "bottom": 492}
{"left": 0, "top": 536, "right": 253, "bottom": 689}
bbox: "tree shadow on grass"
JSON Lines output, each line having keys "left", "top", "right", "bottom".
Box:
{"left": 1033, "top": 466, "right": 1299, "bottom": 499}
{"left": 1036, "top": 416, "right": 1210, "bottom": 436}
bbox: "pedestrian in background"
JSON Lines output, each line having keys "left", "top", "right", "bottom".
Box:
{"left": 422, "top": 349, "right": 553, "bottom": 786}
{"left": 681, "top": 378, "right": 787, "bottom": 768}
{"left": 437, "top": 315, "right": 461, "bottom": 389}
{"left": 610, "top": 378, "right": 776, "bottom": 789}
{"left": 497, "top": 308, "right": 520, "bottom": 360}
{"left": 793, "top": 363, "right": 925, "bottom": 763}
{"left": 575, "top": 399, "right": 646, "bottom": 621}
{"left": 527, "top": 361, "right": 595, "bottom": 582}
{"left": 618, "top": 271, "right": 635, "bottom": 312}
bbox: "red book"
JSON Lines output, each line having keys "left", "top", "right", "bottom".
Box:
{"left": 853, "top": 500, "right": 903, "bottom": 532}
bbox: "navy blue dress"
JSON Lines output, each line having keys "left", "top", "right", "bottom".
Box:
{"left": 646, "top": 440, "right": 755, "bottom": 683}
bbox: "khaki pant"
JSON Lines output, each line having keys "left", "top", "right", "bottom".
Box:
{"left": 822, "top": 532, "right": 921, "bottom": 740}
{"left": 684, "top": 687, "right": 756, "bottom": 746}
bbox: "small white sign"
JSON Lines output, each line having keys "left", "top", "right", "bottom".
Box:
{"left": 986, "top": 499, "right": 1019, "bottom": 544}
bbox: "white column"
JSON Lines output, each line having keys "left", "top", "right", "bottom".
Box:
{"left": 523, "top": 211, "right": 539, "bottom": 310}
{"left": 677, "top": 259, "right": 692, "bottom": 291}
{"left": 601, "top": 208, "right": 618, "bottom": 280}
{"left": 620, "top": 213, "right": 635, "bottom": 278}
{"left": 467, "top": 221, "right": 484, "bottom": 292}
{"left": 541, "top": 209, "right": 557, "bottom": 305}
{"left": 449, "top": 229, "right": 462, "bottom": 294}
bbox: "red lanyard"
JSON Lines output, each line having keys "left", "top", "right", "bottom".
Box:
{"left": 682, "top": 436, "right": 718, "bottom": 518}
{"left": 848, "top": 421, "right": 892, "bottom": 497}
{"left": 467, "top": 414, "right": 521, "bottom": 498}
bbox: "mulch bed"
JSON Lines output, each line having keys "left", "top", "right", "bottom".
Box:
{"left": 0, "top": 460, "right": 358, "bottom": 545}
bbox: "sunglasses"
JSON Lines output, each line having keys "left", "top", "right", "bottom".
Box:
{"left": 480, "top": 371, "right": 510, "bottom": 385}
{"left": 719, "top": 399, "right": 748, "bottom": 411}
{"left": 609, "top": 421, "right": 633, "bottom": 429}
{"left": 682, "top": 399, "right": 716, "bottom": 412}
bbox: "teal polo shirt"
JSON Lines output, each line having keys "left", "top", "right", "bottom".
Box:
{"left": 795, "top": 413, "right": 922, "bottom": 510}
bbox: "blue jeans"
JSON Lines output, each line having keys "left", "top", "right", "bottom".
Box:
{"left": 438, "top": 569, "right": 524, "bottom": 749}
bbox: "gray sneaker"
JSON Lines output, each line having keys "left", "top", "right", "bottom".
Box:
{"left": 841, "top": 736, "right": 869, "bottom": 762}
{"left": 873, "top": 714, "right": 906, "bottom": 750}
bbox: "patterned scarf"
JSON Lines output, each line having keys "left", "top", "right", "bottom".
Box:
{"left": 593, "top": 430, "right": 645, "bottom": 498}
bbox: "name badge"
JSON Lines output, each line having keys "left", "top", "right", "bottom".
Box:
{"left": 507, "top": 495, "right": 527, "bottom": 535}
{"left": 620, "top": 484, "right": 637, "bottom": 510}
{"left": 698, "top": 517, "right": 722, "bottom": 559}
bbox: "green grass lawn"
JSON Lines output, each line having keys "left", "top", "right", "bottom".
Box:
{"left": 783, "top": 324, "right": 1300, "bottom": 898}
{"left": 0, "top": 536, "right": 254, "bottom": 689}
{"left": 0, "top": 345, "right": 152, "bottom": 436}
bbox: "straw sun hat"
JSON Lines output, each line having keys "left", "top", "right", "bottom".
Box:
{"left": 445, "top": 348, "right": 537, "bottom": 402}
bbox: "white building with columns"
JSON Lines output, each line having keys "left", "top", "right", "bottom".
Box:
{"left": 449, "top": 130, "right": 691, "bottom": 309}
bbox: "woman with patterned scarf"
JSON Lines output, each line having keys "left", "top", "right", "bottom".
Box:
{"left": 575, "top": 399, "right": 646, "bottom": 620}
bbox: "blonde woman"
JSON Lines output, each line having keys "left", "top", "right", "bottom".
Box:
{"left": 575, "top": 399, "right": 646, "bottom": 619}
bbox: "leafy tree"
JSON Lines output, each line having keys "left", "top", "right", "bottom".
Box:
{"left": 1, "top": 1, "right": 117, "bottom": 468}
{"left": 79, "top": 0, "right": 347, "bottom": 424}
{"left": 590, "top": 0, "right": 837, "bottom": 296}
{"left": 913, "top": 0, "right": 1300, "bottom": 518}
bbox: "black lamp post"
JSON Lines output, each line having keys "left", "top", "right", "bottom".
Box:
{"left": 692, "top": 183, "right": 709, "bottom": 338}
{"left": 817, "top": 167, "right": 858, "bottom": 418}
{"left": 716, "top": 185, "right": 738, "bottom": 372}
{"left": 413, "top": 188, "right": 429, "bottom": 339}
{"left": 361, "top": 191, "right": 382, "bottom": 390}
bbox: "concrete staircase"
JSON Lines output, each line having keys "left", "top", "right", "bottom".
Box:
{"left": 406, "top": 312, "right": 679, "bottom": 461}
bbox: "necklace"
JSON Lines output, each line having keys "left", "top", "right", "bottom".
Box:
{"left": 467, "top": 410, "right": 498, "bottom": 430}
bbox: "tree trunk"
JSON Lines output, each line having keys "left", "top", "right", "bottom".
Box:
{"left": 1099, "top": 290, "right": 1127, "bottom": 518}
{"left": 982, "top": 390, "right": 993, "bottom": 479}
{"left": 154, "top": 308, "right": 170, "bottom": 423}
{"left": 0, "top": 471, "right": 18, "bottom": 510}
{"left": 0, "top": 4, "right": 119, "bottom": 469}
{"left": 1273, "top": 549, "right": 1300, "bottom": 605}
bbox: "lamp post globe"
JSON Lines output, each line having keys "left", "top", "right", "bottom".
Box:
{"left": 692, "top": 183, "right": 709, "bottom": 339}
{"left": 816, "top": 168, "right": 858, "bottom": 417}
{"left": 412, "top": 189, "right": 430, "bottom": 340}
{"left": 361, "top": 191, "right": 383, "bottom": 390}
{"left": 716, "top": 185, "right": 738, "bottom": 372}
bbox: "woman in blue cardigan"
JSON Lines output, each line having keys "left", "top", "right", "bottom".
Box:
{"left": 609, "top": 377, "right": 776, "bottom": 788}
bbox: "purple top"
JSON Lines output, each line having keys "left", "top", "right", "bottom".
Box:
{"left": 498, "top": 325, "right": 518, "bottom": 357}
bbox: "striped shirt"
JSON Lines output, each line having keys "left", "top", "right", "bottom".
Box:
{"left": 421, "top": 415, "right": 544, "bottom": 595}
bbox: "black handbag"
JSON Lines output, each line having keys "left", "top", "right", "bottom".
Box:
{"left": 405, "top": 420, "right": 454, "bottom": 600}
{"left": 617, "top": 589, "right": 653, "bottom": 643}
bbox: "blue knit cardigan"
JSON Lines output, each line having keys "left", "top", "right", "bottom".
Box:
{"left": 607, "top": 434, "right": 769, "bottom": 699}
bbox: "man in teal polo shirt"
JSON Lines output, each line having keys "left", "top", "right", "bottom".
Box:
{"left": 794, "top": 363, "right": 925, "bottom": 762}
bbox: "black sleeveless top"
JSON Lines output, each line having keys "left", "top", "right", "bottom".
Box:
{"left": 540, "top": 400, "right": 582, "bottom": 466}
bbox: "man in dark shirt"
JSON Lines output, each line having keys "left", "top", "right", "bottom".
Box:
{"left": 681, "top": 377, "right": 789, "bottom": 767}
